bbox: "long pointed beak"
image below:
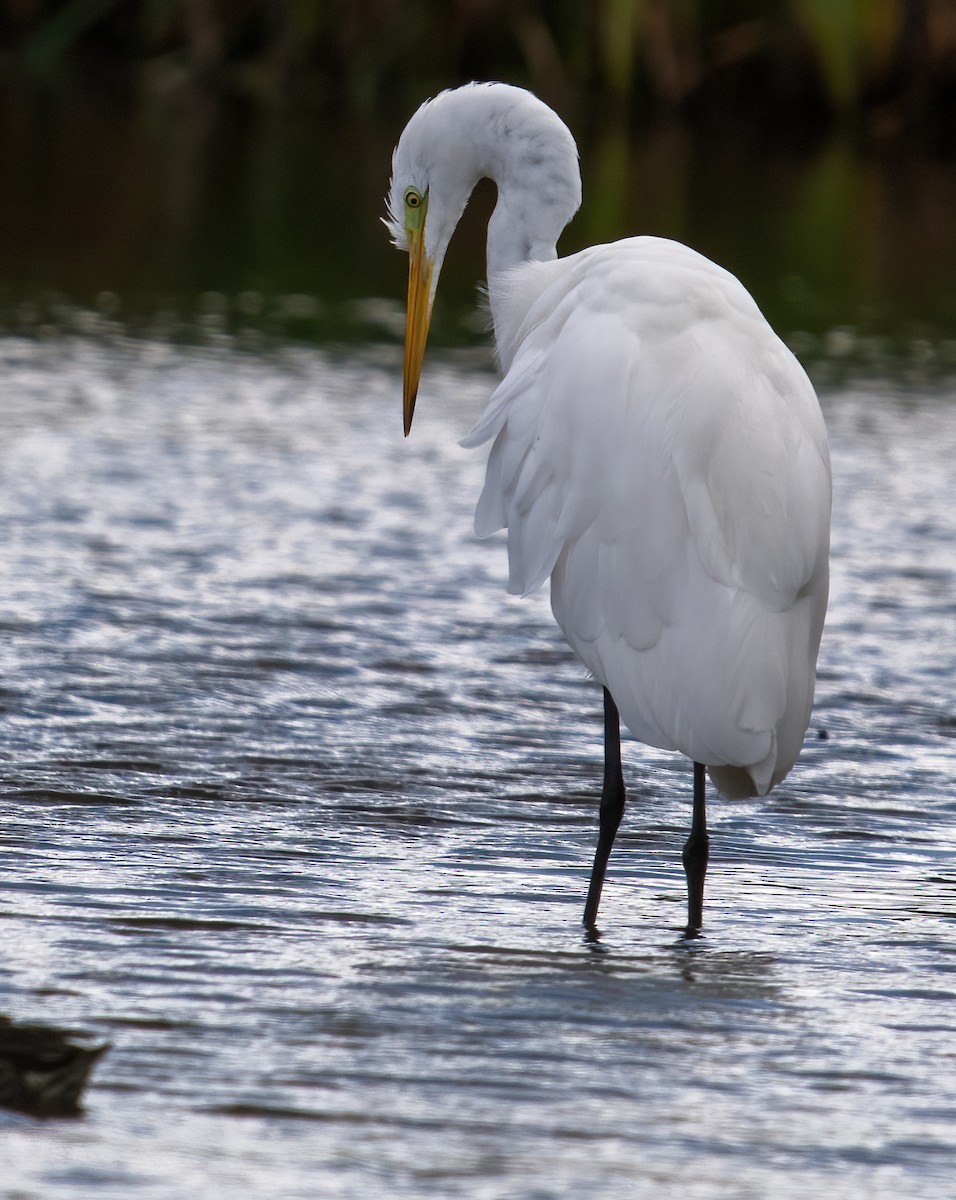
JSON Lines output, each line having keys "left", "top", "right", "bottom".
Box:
{"left": 403, "top": 226, "right": 434, "bottom": 436}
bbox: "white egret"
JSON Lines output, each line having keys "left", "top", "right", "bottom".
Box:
{"left": 387, "top": 82, "right": 831, "bottom": 935}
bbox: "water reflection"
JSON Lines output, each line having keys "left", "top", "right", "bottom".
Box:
{"left": 1, "top": 89, "right": 955, "bottom": 367}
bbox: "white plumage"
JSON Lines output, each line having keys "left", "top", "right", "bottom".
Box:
{"left": 388, "top": 82, "right": 831, "bottom": 932}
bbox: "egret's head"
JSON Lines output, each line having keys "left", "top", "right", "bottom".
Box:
{"left": 387, "top": 83, "right": 581, "bottom": 435}
{"left": 386, "top": 91, "right": 479, "bottom": 436}
{"left": 386, "top": 178, "right": 436, "bottom": 438}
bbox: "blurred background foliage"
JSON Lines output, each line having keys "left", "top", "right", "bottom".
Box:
{"left": 3, "top": 0, "right": 950, "bottom": 138}
{"left": 1, "top": 0, "right": 955, "bottom": 373}
{"left": 3, "top": 0, "right": 955, "bottom": 141}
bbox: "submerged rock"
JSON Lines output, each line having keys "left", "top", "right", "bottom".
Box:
{"left": 0, "top": 1016, "right": 109, "bottom": 1117}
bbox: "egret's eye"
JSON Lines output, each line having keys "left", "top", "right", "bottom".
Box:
{"left": 403, "top": 187, "right": 427, "bottom": 235}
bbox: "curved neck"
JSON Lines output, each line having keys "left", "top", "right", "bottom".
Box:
{"left": 483, "top": 164, "right": 574, "bottom": 353}
{"left": 466, "top": 90, "right": 582, "bottom": 341}
{"left": 486, "top": 186, "right": 559, "bottom": 277}
{"left": 424, "top": 87, "right": 580, "bottom": 285}
{"left": 389, "top": 83, "right": 582, "bottom": 352}
{"left": 479, "top": 104, "right": 581, "bottom": 280}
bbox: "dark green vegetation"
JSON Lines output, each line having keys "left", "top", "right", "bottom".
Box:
{"left": 4, "top": 1, "right": 956, "bottom": 142}
{"left": 1, "top": 1, "right": 955, "bottom": 375}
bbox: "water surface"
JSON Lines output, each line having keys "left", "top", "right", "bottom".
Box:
{"left": 0, "top": 336, "right": 954, "bottom": 1198}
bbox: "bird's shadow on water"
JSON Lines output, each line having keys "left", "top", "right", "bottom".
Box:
{"left": 583, "top": 920, "right": 703, "bottom": 951}
{"left": 578, "top": 921, "right": 780, "bottom": 1000}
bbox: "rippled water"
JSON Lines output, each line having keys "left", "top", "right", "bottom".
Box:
{"left": 0, "top": 335, "right": 954, "bottom": 1198}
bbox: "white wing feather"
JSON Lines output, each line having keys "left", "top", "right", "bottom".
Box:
{"left": 463, "top": 237, "right": 831, "bottom": 798}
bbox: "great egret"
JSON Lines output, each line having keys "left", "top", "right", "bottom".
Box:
{"left": 387, "top": 82, "right": 831, "bottom": 935}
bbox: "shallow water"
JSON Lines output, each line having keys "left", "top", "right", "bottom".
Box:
{"left": 0, "top": 336, "right": 954, "bottom": 1198}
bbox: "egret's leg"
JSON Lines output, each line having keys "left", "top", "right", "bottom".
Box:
{"left": 682, "top": 762, "right": 709, "bottom": 936}
{"left": 583, "top": 688, "right": 626, "bottom": 928}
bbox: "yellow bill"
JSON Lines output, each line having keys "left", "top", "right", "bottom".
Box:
{"left": 403, "top": 188, "right": 433, "bottom": 436}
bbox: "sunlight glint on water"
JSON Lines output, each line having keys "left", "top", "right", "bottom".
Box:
{"left": 0, "top": 337, "right": 954, "bottom": 1199}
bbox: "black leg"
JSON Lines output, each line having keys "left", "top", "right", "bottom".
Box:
{"left": 583, "top": 688, "right": 626, "bottom": 929}
{"left": 682, "top": 762, "right": 709, "bottom": 936}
